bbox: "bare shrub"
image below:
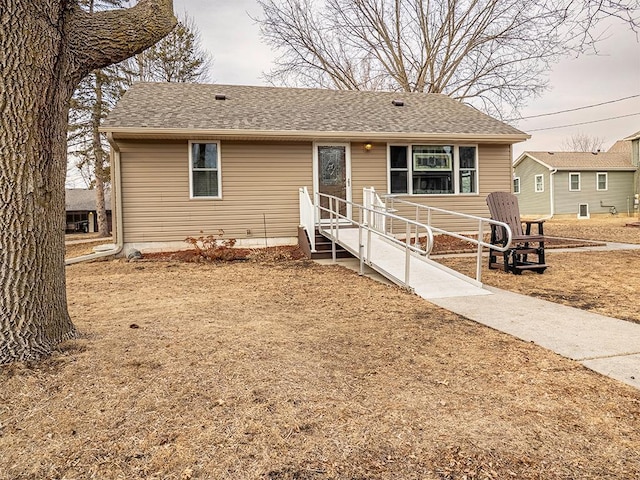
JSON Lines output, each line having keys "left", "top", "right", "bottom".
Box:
{"left": 184, "top": 230, "right": 238, "bottom": 261}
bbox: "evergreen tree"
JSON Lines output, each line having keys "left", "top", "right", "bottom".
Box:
{"left": 68, "top": 9, "right": 212, "bottom": 236}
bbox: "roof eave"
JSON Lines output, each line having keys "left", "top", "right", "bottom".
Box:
{"left": 100, "top": 127, "right": 530, "bottom": 144}
{"left": 552, "top": 167, "right": 637, "bottom": 171}
{"left": 514, "top": 152, "right": 554, "bottom": 170}
{"left": 623, "top": 133, "right": 640, "bottom": 141}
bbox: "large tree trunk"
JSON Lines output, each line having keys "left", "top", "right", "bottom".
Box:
{"left": 0, "top": 0, "right": 175, "bottom": 364}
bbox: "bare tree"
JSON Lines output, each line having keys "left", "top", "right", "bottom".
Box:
{"left": 256, "top": 0, "right": 639, "bottom": 118}
{"left": 123, "top": 13, "right": 212, "bottom": 83}
{"left": 0, "top": 0, "right": 176, "bottom": 364}
{"left": 561, "top": 133, "right": 606, "bottom": 152}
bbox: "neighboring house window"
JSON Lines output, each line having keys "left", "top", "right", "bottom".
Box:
{"left": 597, "top": 172, "right": 608, "bottom": 191}
{"left": 388, "top": 144, "right": 477, "bottom": 194}
{"left": 189, "top": 141, "right": 221, "bottom": 198}
{"left": 513, "top": 177, "right": 521, "bottom": 194}
{"left": 569, "top": 172, "right": 581, "bottom": 191}
{"left": 578, "top": 203, "right": 590, "bottom": 219}
{"left": 534, "top": 174, "right": 544, "bottom": 193}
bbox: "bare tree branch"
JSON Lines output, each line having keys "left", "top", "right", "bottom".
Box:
{"left": 561, "top": 132, "right": 606, "bottom": 151}
{"left": 67, "top": 0, "right": 177, "bottom": 79}
{"left": 256, "top": 0, "right": 640, "bottom": 118}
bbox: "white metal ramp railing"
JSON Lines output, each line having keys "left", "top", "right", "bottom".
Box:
{"left": 299, "top": 187, "right": 514, "bottom": 299}
{"left": 383, "top": 194, "right": 513, "bottom": 283}
{"left": 299, "top": 186, "right": 316, "bottom": 252}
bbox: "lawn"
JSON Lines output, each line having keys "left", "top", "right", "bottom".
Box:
{"left": 2, "top": 249, "right": 640, "bottom": 479}
{"left": 435, "top": 216, "right": 640, "bottom": 323}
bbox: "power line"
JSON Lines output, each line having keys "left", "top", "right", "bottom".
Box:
{"left": 507, "top": 94, "right": 640, "bottom": 121}
{"left": 527, "top": 112, "right": 640, "bottom": 132}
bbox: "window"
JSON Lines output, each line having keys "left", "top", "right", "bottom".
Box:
{"left": 534, "top": 174, "right": 544, "bottom": 193}
{"left": 459, "top": 146, "right": 477, "bottom": 194}
{"left": 388, "top": 144, "right": 477, "bottom": 195}
{"left": 569, "top": 172, "right": 581, "bottom": 191}
{"left": 597, "top": 172, "right": 608, "bottom": 191}
{"left": 578, "top": 203, "right": 590, "bottom": 219}
{"left": 389, "top": 146, "right": 408, "bottom": 194}
{"left": 189, "top": 141, "right": 221, "bottom": 198}
{"left": 513, "top": 177, "right": 521, "bottom": 194}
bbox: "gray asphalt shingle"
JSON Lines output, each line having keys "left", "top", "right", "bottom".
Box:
{"left": 524, "top": 151, "right": 635, "bottom": 170}
{"left": 103, "top": 83, "right": 526, "bottom": 138}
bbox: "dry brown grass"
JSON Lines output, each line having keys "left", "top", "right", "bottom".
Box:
{"left": 64, "top": 240, "right": 113, "bottom": 259}
{"left": 436, "top": 216, "right": 640, "bottom": 324}
{"left": 1, "top": 258, "right": 640, "bottom": 479}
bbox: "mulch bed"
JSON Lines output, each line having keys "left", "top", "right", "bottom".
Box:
{"left": 429, "top": 234, "right": 604, "bottom": 255}
{"left": 137, "top": 235, "right": 603, "bottom": 263}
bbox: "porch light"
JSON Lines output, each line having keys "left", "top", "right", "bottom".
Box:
{"left": 364, "top": 142, "right": 373, "bottom": 151}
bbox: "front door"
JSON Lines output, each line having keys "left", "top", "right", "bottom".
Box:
{"left": 315, "top": 144, "right": 351, "bottom": 220}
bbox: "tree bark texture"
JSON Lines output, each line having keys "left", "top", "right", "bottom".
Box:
{"left": 0, "top": 0, "right": 175, "bottom": 364}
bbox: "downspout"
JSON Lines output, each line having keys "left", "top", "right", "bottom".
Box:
{"left": 65, "top": 133, "right": 124, "bottom": 265}
{"left": 548, "top": 168, "right": 557, "bottom": 219}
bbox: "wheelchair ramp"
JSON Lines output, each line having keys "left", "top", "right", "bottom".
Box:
{"left": 320, "top": 227, "right": 492, "bottom": 300}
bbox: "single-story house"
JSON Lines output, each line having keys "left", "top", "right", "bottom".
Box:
{"left": 513, "top": 151, "right": 637, "bottom": 218}
{"left": 65, "top": 188, "right": 112, "bottom": 233}
{"left": 101, "top": 83, "right": 529, "bottom": 253}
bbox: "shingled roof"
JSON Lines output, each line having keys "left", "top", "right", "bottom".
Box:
{"left": 65, "top": 189, "right": 112, "bottom": 211}
{"left": 516, "top": 151, "right": 636, "bottom": 171}
{"left": 102, "top": 83, "right": 528, "bottom": 142}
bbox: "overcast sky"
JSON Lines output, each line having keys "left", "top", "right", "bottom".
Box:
{"left": 177, "top": 0, "right": 640, "bottom": 157}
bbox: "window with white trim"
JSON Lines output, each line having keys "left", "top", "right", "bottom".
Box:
{"left": 189, "top": 141, "right": 221, "bottom": 198}
{"left": 534, "top": 174, "right": 544, "bottom": 193}
{"left": 597, "top": 172, "right": 608, "bottom": 191}
{"left": 513, "top": 177, "right": 521, "bottom": 194}
{"left": 569, "top": 172, "right": 581, "bottom": 191}
{"left": 388, "top": 144, "right": 477, "bottom": 195}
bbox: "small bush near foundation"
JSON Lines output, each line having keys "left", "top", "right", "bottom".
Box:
{"left": 184, "top": 231, "right": 237, "bottom": 261}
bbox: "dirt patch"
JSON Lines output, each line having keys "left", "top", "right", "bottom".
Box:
{"left": 541, "top": 215, "right": 640, "bottom": 244}
{"left": 1, "top": 260, "right": 639, "bottom": 479}
{"left": 143, "top": 245, "right": 306, "bottom": 263}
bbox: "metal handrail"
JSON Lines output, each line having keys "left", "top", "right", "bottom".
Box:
{"left": 362, "top": 187, "right": 387, "bottom": 233}
{"left": 298, "top": 187, "right": 316, "bottom": 252}
{"left": 316, "top": 192, "right": 435, "bottom": 289}
{"left": 383, "top": 195, "right": 513, "bottom": 282}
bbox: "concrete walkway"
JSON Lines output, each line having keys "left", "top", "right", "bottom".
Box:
{"left": 318, "top": 241, "right": 640, "bottom": 390}
{"left": 432, "top": 287, "right": 640, "bottom": 390}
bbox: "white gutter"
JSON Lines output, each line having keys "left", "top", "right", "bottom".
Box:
{"left": 102, "top": 127, "right": 530, "bottom": 144}
{"left": 65, "top": 133, "right": 124, "bottom": 265}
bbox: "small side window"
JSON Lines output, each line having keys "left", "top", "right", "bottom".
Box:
{"left": 190, "top": 141, "right": 221, "bottom": 199}
{"left": 597, "top": 172, "right": 608, "bottom": 191}
{"left": 534, "top": 174, "right": 544, "bottom": 193}
{"left": 569, "top": 172, "right": 581, "bottom": 191}
{"left": 513, "top": 177, "right": 520, "bottom": 194}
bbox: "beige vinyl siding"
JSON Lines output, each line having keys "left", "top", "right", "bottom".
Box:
{"left": 351, "top": 141, "right": 387, "bottom": 207}
{"left": 385, "top": 144, "right": 513, "bottom": 231}
{"left": 119, "top": 140, "right": 312, "bottom": 243}
{"left": 553, "top": 170, "right": 635, "bottom": 215}
{"left": 514, "top": 157, "right": 551, "bottom": 216}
